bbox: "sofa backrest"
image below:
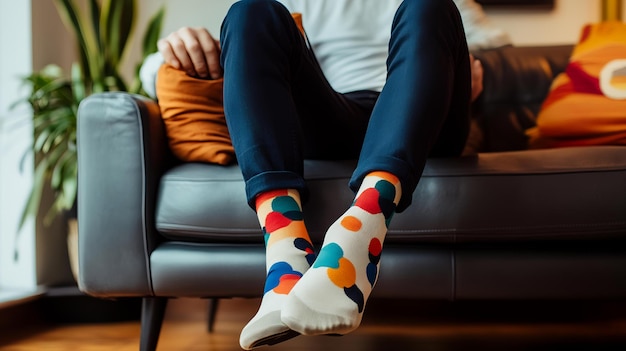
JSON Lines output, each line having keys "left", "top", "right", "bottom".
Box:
{"left": 472, "top": 45, "right": 573, "bottom": 152}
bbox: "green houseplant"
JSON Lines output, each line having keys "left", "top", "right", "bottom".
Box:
{"left": 18, "top": 0, "right": 165, "bottom": 232}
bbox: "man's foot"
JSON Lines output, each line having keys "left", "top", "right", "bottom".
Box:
{"left": 239, "top": 190, "right": 316, "bottom": 349}
{"left": 281, "top": 172, "right": 401, "bottom": 336}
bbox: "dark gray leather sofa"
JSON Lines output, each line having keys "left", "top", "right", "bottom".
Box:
{"left": 76, "top": 45, "right": 626, "bottom": 351}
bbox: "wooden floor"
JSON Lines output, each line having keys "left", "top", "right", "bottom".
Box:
{"left": 2, "top": 297, "right": 626, "bottom": 350}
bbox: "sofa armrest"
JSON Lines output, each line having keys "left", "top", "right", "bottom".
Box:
{"left": 77, "top": 92, "right": 167, "bottom": 297}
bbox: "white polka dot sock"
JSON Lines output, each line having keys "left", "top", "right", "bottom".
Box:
{"left": 240, "top": 190, "right": 316, "bottom": 349}
{"left": 281, "top": 172, "right": 401, "bottom": 336}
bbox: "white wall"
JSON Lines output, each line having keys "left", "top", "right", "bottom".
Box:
{"left": 139, "top": 0, "right": 237, "bottom": 39}
{"left": 0, "top": 0, "right": 37, "bottom": 298}
{"left": 126, "top": 0, "right": 237, "bottom": 79}
{"left": 31, "top": 0, "right": 75, "bottom": 72}
{"left": 484, "top": 0, "right": 609, "bottom": 46}
{"left": 136, "top": 0, "right": 622, "bottom": 49}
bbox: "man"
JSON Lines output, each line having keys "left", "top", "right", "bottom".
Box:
{"left": 151, "top": 0, "right": 503, "bottom": 349}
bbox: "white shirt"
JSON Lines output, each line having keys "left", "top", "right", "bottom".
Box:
{"left": 279, "top": 0, "right": 511, "bottom": 93}
{"left": 279, "top": 0, "right": 399, "bottom": 93}
{"left": 140, "top": 0, "right": 510, "bottom": 97}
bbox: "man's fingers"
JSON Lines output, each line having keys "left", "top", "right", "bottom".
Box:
{"left": 177, "top": 27, "right": 209, "bottom": 77}
{"left": 160, "top": 30, "right": 196, "bottom": 75}
{"left": 206, "top": 37, "right": 223, "bottom": 79}
{"left": 157, "top": 38, "right": 181, "bottom": 70}
{"left": 190, "top": 27, "right": 222, "bottom": 79}
{"left": 157, "top": 27, "right": 223, "bottom": 78}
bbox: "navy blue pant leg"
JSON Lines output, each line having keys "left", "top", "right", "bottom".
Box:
{"left": 350, "top": 0, "right": 471, "bottom": 212}
{"left": 220, "top": 0, "right": 372, "bottom": 208}
{"left": 221, "top": 0, "right": 470, "bottom": 212}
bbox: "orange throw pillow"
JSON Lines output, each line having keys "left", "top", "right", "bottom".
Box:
{"left": 527, "top": 21, "right": 626, "bottom": 148}
{"left": 157, "top": 66, "right": 235, "bottom": 165}
{"left": 155, "top": 13, "right": 305, "bottom": 164}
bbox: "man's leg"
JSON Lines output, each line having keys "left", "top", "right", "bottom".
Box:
{"left": 221, "top": 0, "right": 373, "bottom": 209}
{"left": 220, "top": 0, "right": 373, "bottom": 348}
{"left": 239, "top": 189, "right": 313, "bottom": 349}
{"left": 352, "top": 0, "right": 472, "bottom": 212}
{"left": 282, "top": 0, "right": 471, "bottom": 336}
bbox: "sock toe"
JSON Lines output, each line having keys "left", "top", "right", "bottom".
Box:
{"left": 281, "top": 293, "right": 359, "bottom": 336}
{"left": 240, "top": 310, "right": 299, "bottom": 350}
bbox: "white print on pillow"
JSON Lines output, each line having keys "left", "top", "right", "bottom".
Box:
{"left": 600, "top": 59, "right": 626, "bottom": 100}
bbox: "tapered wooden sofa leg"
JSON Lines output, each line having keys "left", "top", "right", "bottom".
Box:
{"left": 140, "top": 297, "right": 168, "bottom": 351}
{"left": 207, "top": 298, "right": 220, "bottom": 333}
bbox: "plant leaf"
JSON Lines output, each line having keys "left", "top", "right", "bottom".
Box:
{"left": 100, "top": 0, "right": 135, "bottom": 69}
{"left": 53, "top": 0, "right": 88, "bottom": 58}
{"left": 88, "top": 0, "right": 102, "bottom": 52}
{"left": 142, "top": 5, "right": 165, "bottom": 59}
{"left": 18, "top": 159, "right": 47, "bottom": 231}
{"left": 130, "top": 5, "right": 165, "bottom": 94}
{"left": 53, "top": 0, "right": 102, "bottom": 87}
{"left": 51, "top": 146, "right": 74, "bottom": 191}
{"left": 70, "top": 62, "right": 86, "bottom": 102}
{"left": 61, "top": 160, "right": 78, "bottom": 210}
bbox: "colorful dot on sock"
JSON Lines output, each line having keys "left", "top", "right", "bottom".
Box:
{"left": 294, "top": 237, "right": 316, "bottom": 266}
{"left": 274, "top": 273, "right": 302, "bottom": 295}
{"left": 263, "top": 228, "right": 270, "bottom": 246}
{"left": 366, "top": 263, "right": 377, "bottom": 287}
{"left": 265, "top": 212, "right": 293, "bottom": 233}
{"left": 327, "top": 257, "right": 357, "bottom": 288}
{"left": 367, "top": 238, "right": 383, "bottom": 286}
{"left": 313, "top": 243, "right": 343, "bottom": 269}
{"left": 264, "top": 262, "right": 303, "bottom": 294}
{"left": 354, "top": 188, "right": 381, "bottom": 214}
{"left": 341, "top": 215, "right": 362, "bottom": 232}
{"left": 374, "top": 179, "right": 397, "bottom": 202}
{"left": 255, "top": 189, "right": 289, "bottom": 207}
{"left": 369, "top": 171, "right": 400, "bottom": 185}
{"left": 344, "top": 285, "right": 365, "bottom": 313}
{"left": 375, "top": 180, "right": 398, "bottom": 219}
{"left": 272, "top": 196, "right": 304, "bottom": 220}
{"left": 266, "top": 220, "right": 309, "bottom": 247}
{"left": 368, "top": 238, "right": 382, "bottom": 264}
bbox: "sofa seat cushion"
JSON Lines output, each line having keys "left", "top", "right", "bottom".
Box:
{"left": 155, "top": 145, "right": 626, "bottom": 245}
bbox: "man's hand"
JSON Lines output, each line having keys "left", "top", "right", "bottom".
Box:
{"left": 157, "top": 27, "right": 222, "bottom": 79}
{"left": 470, "top": 54, "right": 484, "bottom": 102}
